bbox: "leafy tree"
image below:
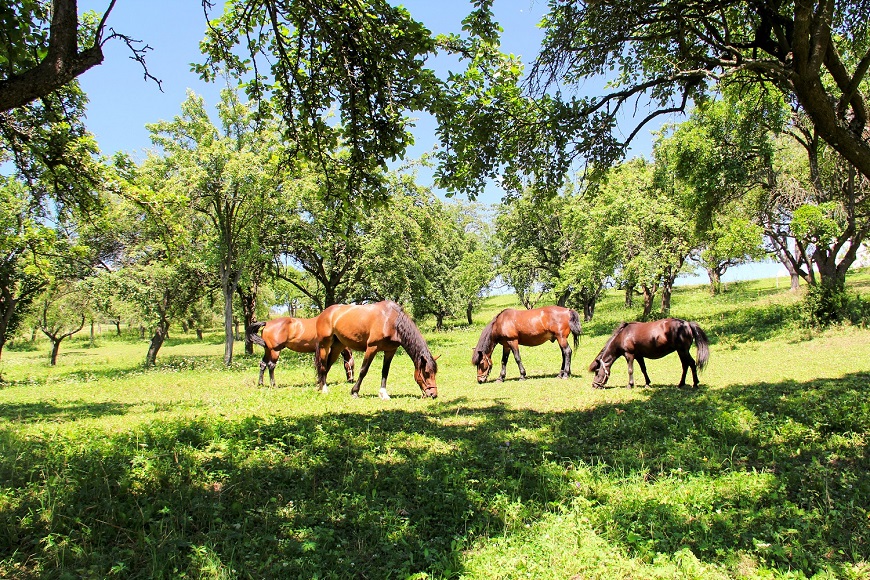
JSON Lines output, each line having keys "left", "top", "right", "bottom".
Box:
{"left": 144, "top": 89, "right": 281, "bottom": 365}
{"left": 0, "top": 1, "right": 156, "bottom": 112}
{"left": 696, "top": 214, "right": 767, "bottom": 294}
{"left": 527, "top": 0, "right": 870, "bottom": 185}
{"left": 599, "top": 159, "right": 695, "bottom": 319}
{"left": 0, "top": 179, "right": 55, "bottom": 360}
{"left": 198, "top": 0, "right": 438, "bottom": 202}
{"left": 495, "top": 189, "right": 572, "bottom": 308}
{"left": 37, "top": 281, "right": 86, "bottom": 366}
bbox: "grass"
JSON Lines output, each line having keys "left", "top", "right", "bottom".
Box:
{"left": 1, "top": 271, "right": 869, "bottom": 579}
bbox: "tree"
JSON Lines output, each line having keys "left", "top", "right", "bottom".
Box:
{"left": 0, "top": 179, "right": 55, "bottom": 360}
{"left": 144, "top": 89, "right": 281, "bottom": 365}
{"left": 598, "top": 159, "right": 695, "bottom": 319}
{"left": 495, "top": 189, "right": 573, "bottom": 308}
{"left": 527, "top": 0, "right": 870, "bottom": 185}
{"left": 0, "top": 0, "right": 158, "bottom": 112}
{"left": 696, "top": 214, "right": 767, "bottom": 294}
{"left": 198, "top": 0, "right": 438, "bottom": 202}
{"left": 37, "top": 281, "right": 86, "bottom": 366}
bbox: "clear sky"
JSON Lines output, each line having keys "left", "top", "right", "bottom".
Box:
{"left": 76, "top": 0, "right": 780, "bottom": 283}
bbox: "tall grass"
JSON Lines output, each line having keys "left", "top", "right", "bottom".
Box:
{"left": 1, "top": 271, "right": 869, "bottom": 579}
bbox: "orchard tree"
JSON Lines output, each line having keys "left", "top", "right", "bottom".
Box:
{"left": 37, "top": 281, "right": 87, "bottom": 366}
{"left": 144, "top": 89, "right": 281, "bottom": 365}
{"left": 198, "top": 0, "right": 438, "bottom": 202}
{"left": 696, "top": 214, "right": 767, "bottom": 294}
{"left": 528, "top": 0, "right": 870, "bottom": 183}
{"left": 0, "top": 179, "right": 55, "bottom": 360}
{"left": 0, "top": 0, "right": 157, "bottom": 111}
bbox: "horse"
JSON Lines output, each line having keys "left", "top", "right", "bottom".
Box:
{"left": 588, "top": 318, "right": 709, "bottom": 389}
{"left": 472, "top": 306, "right": 583, "bottom": 383}
{"left": 314, "top": 300, "right": 438, "bottom": 399}
{"left": 247, "top": 317, "right": 355, "bottom": 388}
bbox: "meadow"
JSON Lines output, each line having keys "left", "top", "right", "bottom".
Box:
{"left": 1, "top": 272, "right": 869, "bottom": 579}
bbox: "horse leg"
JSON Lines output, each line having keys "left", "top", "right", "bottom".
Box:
{"left": 315, "top": 338, "right": 335, "bottom": 393}
{"left": 350, "top": 346, "right": 379, "bottom": 398}
{"left": 378, "top": 350, "right": 395, "bottom": 400}
{"left": 625, "top": 354, "right": 635, "bottom": 388}
{"left": 677, "top": 349, "right": 699, "bottom": 388}
{"left": 497, "top": 345, "right": 510, "bottom": 382}
{"left": 557, "top": 336, "right": 571, "bottom": 378}
{"left": 260, "top": 349, "right": 279, "bottom": 388}
{"left": 636, "top": 356, "right": 651, "bottom": 387}
{"left": 509, "top": 341, "right": 527, "bottom": 380}
{"left": 341, "top": 347, "right": 355, "bottom": 382}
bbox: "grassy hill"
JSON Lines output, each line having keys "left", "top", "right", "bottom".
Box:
{"left": 1, "top": 271, "right": 869, "bottom": 578}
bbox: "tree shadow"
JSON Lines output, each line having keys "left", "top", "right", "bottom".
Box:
{"left": 0, "top": 400, "right": 133, "bottom": 423}
{"left": 1, "top": 373, "right": 868, "bottom": 578}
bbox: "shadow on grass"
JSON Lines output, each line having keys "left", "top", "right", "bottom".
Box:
{"left": 1, "top": 373, "right": 868, "bottom": 578}
{"left": 0, "top": 400, "right": 133, "bottom": 423}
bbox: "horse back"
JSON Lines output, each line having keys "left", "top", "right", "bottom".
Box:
{"left": 318, "top": 302, "right": 399, "bottom": 351}
{"left": 499, "top": 306, "right": 570, "bottom": 346}
{"left": 263, "top": 316, "right": 318, "bottom": 353}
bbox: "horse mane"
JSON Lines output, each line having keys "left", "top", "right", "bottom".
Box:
{"left": 472, "top": 311, "right": 502, "bottom": 364}
{"left": 589, "top": 322, "right": 629, "bottom": 371}
{"left": 390, "top": 302, "right": 438, "bottom": 372}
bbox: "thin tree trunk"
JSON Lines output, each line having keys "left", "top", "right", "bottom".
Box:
{"left": 146, "top": 321, "right": 168, "bottom": 366}
{"left": 466, "top": 302, "right": 474, "bottom": 325}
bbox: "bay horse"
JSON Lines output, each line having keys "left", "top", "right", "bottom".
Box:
{"left": 247, "top": 317, "right": 355, "bottom": 388}
{"left": 472, "top": 306, "right": 583, "bottom": 383}
{"left": 589, "top": 318, "right": 709, "bottom": 389}
{"left": 315, "top": 301, "right": 438, "bottom": 399}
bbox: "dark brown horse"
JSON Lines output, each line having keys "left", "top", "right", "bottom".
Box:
{"left": 589, "top": 318, "right": 709, "bottom": 389}
{"left": 472, "top": 306, "right": 583, "bottom": 383}
{"left": 315, "top": 301, "right": 438, "bottom": 399}
{"left": 247, "top": 317, "right": 355, "bottom": 388}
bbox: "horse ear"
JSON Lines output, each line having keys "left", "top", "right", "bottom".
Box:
{"left": 434, "top": 354, "right": 441, "bottom": 361}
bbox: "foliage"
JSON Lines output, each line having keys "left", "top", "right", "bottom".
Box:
{"left": 144, "top": 88, "right": 283, "bottom": 365}
{"left": 527, "top": 0, "right": 870, "bottom": 185}
{"left": 198, "top": 0, "right": 438, "bottom": 202}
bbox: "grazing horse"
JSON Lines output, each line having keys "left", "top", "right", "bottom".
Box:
{"left": 247, "top": 317, "right": 355, "bottom": 388}
{"left": 589, "top": 318, "right": 709, "bottom": 389}
{"left": 472, "top": 306, "right": 583, "bottom": 383}
{"left": 315, "top": 301, "right": 438, "bottom": 399}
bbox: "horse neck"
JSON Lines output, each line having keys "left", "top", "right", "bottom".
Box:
{"left": 394, "top": 310, "right": 433, "bottom": 366}
{"left": 474, "top": 317, "right": 498, "bottom": 357}
{"left": 596, "top": 324, "right": 628, "bottom": 365}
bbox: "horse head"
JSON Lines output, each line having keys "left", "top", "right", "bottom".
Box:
{"left": 472, "top": 349, "right": 492, "bottom": 383}
{"left": 414, "top": 354, "right": 438, "bottom": 399}
{"left": 589, "top": 358, "right": 610, "bottom": 389}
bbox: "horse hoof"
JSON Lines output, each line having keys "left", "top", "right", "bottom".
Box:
{"left": 351, "top": 392, "right": 359, "bottom": 398}
{"left": 519, "top": 376, "right": 527, "bottom": 381}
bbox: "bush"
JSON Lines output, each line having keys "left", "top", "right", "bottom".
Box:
{"left": 799, "top": 281, "right": 870, "bottom": 327}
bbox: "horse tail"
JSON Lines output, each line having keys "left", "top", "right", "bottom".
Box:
{"left": 689, "top": 321, "right": 709, "bottom": 372}
{"left": 247, "top": 321, "right": 267, "bottom": 347}
{"left": 568, "top": 309, "right": 582, "bottom": 349}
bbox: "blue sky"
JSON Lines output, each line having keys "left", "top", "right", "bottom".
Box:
{"left": 76, "top": 0, "right": 779, "bottom": 283}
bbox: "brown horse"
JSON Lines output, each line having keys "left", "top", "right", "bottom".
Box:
{"left": 472, "top": 306, "right": 583, "bottom": 383}
{"left": 247, "top": 317, "right": 355, "bottom": 388}
{"left": 315, "top": 301, "right": 438, "bottom": 399}
{"left": 589, "top": 318, "right": 709, "bottom": 389}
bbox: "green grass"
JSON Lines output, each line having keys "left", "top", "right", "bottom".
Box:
{"left": 1, "top": 271, "right": 869, "bottom": 579}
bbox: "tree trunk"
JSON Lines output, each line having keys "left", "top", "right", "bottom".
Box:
{"left": 90, "top": 320, "right": 95, "bottom": 346}
{"left": 466, "top": 302, "right": 474, "bottom": 325}
{"left": 50, "top": 340, "right": 61, "bottom": 366}
{"left": 583, "top": 298, "right": 595, "bottom": 322}
{"left": 641, "top": 284, "right": 656, "bottom": 320}
{"left": 707, "top": 267, "right": 723, "bottom": 295}
{"left": 114, "top": 320, "right": 121, "bottom": 336}
{"left": 146, "top": 321, "right": 168, "bottom": 366}
{"left": 436, "top": 312, "right": 444, "bottom": 330}
{"left": 624, "top": 285, "right": 634, "bottom": 308}
{"left": 238, "top": 285, "right": 258, "bottom": 356}
{"left": 139, "top": 325, "right": 145, "bottom": 339}
{"left": 220, "top": 264, "right": 241, "bottom": 366}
